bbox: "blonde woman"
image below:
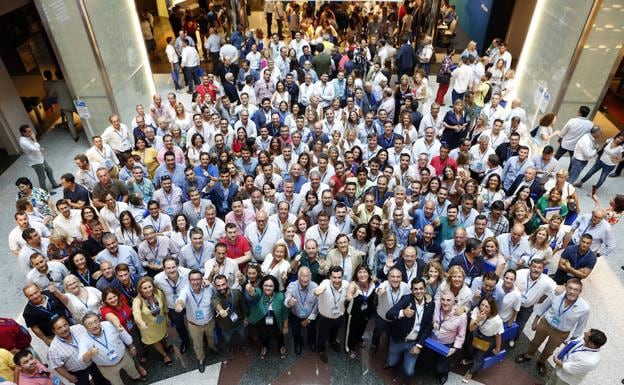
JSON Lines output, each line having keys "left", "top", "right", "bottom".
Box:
{"left": 174, "top": 102, "right": 192, "bottom": 133}
{"left": 523, "top": 227, "right": 553, "bottom": 268}
{"left": 481, "top": 237, "right": 506, "bottom": 277}
{"left": 261, "top": 243, "right": 292, "bottom": 291}
{"left": 132, "top": 276, "right": 173, "bottom": 366}
{"left": 434, "top": 265, "right": 472, "bottom": 314}
{"left": 424, "top": 261, "right": 445, "bottom": 299}
{"left": 54, "top": 274, "right": 103, "bottom": 321}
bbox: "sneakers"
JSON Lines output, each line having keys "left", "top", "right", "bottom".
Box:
{"left": 572, "top": 182, "right": 583, "bottom": 188}
{"left": 198, "top": 360, "right": 205, "bottom": 373}
{"left": 508, "top": 339, "right": 516, "bottom": 348}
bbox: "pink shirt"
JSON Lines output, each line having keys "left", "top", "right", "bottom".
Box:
{"left": 157, "top": 146, "right": 186, "bottom": 165}
{"left": 432, "top": 302, "right": 467, "bottom": 349}
{"left": 225, "top": 209, "right": 255, "bottom": 234}
{"left": 18, "top": 360, "right": 53, "bottom": 385}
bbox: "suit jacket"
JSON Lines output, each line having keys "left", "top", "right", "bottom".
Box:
{"left": 320, "top": 246, "right": 364, "bottom": 275}
{"left": 251, "top": 108, "right": 278, "bottom": 131}
{"left": 207, "top": 182, "right": 239, "bottom": 217}
{"left": 386, "top": 294, "right": 435, "bottom": 345}
{"left": 507, "top": 175, "right": 544, "bottom": 200}
{"left": 378, "top": 258, "right": 425, "bottom": 283}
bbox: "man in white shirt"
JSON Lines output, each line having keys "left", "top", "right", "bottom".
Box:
{"left": 86, "top": 136, "right": 119, "bottom": 178}
{"left": 154, "top": 257, "right": 191, "bottom": 353}
{"left": 165, "top": 36, "right": 182, "bottom": 91}
{"left": 304, "top": 211, "right": 340, "bottom": 257}
{"left": 556, "top": 106, "right": 593, "bottom": 161}
{"left": 569, "top": 127, "right": 600, "bottom": 185}
{"left": 548, "top": 328, "right": 605, "bottom": 385}
{"left": 9, "top": 211, "right": 50, "bottom": 256}
{"left": 481, "top": 94, "right": 507, "bottom": 129}
{"left": 18, "top": 124, "right": 60, "bottom": 192}
{"left": 244, "top": 211, "right": 281, "bottom": 262}
{"left": 181, "top": 38, "right": 201, "bottom": 94}
{"left": 311, "top": 73, "right": 335, "bottom": 109}
{"left": 101, "top": 115, "right": 133, "bottom": 159}
{"left": 313, "top": 266, "right": 349, "bottom": 363}
{"left": 451, "top": 57, "right": 473, "bottom": 104}
{"left": 564, "top": 209, "right": 614, "bottom": 258}
{"left": 52, "top": 200, "right": 83, "bottom": 243}
{"left": 515, "top": 278, "right": 590, "bottom": 377}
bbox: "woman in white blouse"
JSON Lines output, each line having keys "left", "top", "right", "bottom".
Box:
{"left": 261, "top": 243, "right": 291, "bottom": 291}
{"left": 477, "top": 174, "right": 505, "bottom": 214}
{"left": 99, "top": 192, "right": 130, "bottom": 233}
{"left": 170, "top": 214, "right": 192, "bottom": 249}
{"left": 115, "top": 211, "right": 142, "bottom": 249}
{"left": 56, "top": 274, "right": 103, "bottom": 321}
{"left": 173, "top": 102, "right": 192, "bottom": 133}
{"left": 271, "top": 81, "right": 291, "bottom": 109}
{"left": 461, "top": 297, "right": 504, "bottom": 383}
{"left": 434, "top": 265, "right": 472, "bottom": 315}
{"left": 186, "top": 133, "right": 210, "bottom": 168}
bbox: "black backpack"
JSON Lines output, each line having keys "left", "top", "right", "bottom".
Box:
{"left": 530, "top": 126, "right": 540, "bottom": 138}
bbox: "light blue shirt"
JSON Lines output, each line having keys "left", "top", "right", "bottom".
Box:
{"left": 502, "top": 156, "right": 534, "bottom": 190}
{"left": 96, "top": 245, "right": 145, "bottom": 276}
{"left": 78, "top": 321, "right": 133, "bottom": 366}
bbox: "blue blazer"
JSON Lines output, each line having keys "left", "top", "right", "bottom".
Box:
{"left": 207, "top": 182, "right": 239, "bottom": 217}
{"left": 386, "top": 294, "right": 435, "bottom": 344}
{"left": 251, "top": 108, "right": 278, "bottom": 131}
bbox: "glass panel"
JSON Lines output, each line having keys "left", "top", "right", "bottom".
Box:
{"left": 514, "top": 0, "right": 594, "bottom": 129}
{"left": 559, "top": 0, "right": 624, "bottom": 128}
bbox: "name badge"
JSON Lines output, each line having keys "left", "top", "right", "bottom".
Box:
{"left": 551, "top": 316, "right": 561, "bottom": 328}
{"left": 320, "top": 246, "right": 329, "bottom": 256}
{"left": 106, "top": 350, "right": 118, "bottom": 361}
{"left": 222, "top": 201, "right": 228, "bottom": 210}
{"left": 167, "top": 207, "right": 174, "bottom": 215}
{"left": 173, "top": 294, "right": 179, "bottom": 302}
{"left": 195, "top": 310, "right": 205, "bottom": 320}
{"left": 332, "top": 306, "right": 341, "bottom": 317}
{"left": 299, "top": 307, "right": 308, "bottom": 318}
{"left": 104, "top": 159, "right": 113, "bottom": 169}
{"left": 265, "top": 315, "right": 274, "bottom": 325}
{"left": 156, "top": 315, "right": 164, "bottom": 324}
{"left": 361, "top": 302, "right": 368, "bottom": 311}
{"left": 254, "top": 244, "right": 262, "bottom": 256}
{"left": 229, "top": 312, "right": 239, "bottom": 322}
{"left": 126, "top": 320, "right": 134, "bottom": 331}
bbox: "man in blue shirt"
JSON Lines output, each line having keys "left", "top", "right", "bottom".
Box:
{"left": 554, "top": 234, "right": 597, "bottom": 285}
{"left": 153, "top": 151, "right": 185, "bottom": 189}
{"left": 411, "top": 200, "right": 436, "bottom": 233}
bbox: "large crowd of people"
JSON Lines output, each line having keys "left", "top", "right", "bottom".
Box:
{"left": 2, "top": 1, "right": 619, "bottom": 385}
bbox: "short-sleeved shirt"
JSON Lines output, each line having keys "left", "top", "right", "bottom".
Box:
{"left": 92, "top": 179, "right": 128, "bottom": 202}
{"left": 63, "top": 184, "right": 91, "bottom": 205}
{"left": 23, "top": 293, "right": 68, "bottom": 338}
{"left": 16, "top": 359, "right": 53, "bottom": 385}
{"left": 554, "top": 245, "right": 597, "bottom": 284}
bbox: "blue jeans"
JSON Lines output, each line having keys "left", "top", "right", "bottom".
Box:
{"left": 568, "top": 158, "right": 588, "bottom": 184}
{"left": 514, "top": 305, "right": 534, "bottom": 340}
{"left": 580, "top": 159, "right": 615, "bottom": 189}
{"left": 387, "top": 339, "right": 420, "bottom": 378}
{"left": 452, "top": 90, "right": 465, "bottom": 104}
{"left": 172, "top": 62, "right": 181, "bottom": 90}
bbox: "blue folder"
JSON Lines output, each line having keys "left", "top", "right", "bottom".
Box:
{"left": 483, "top": 349, "right": 507, "bottom": 370}
{"left": 502, "top": 323, "right": 520, "bottom": 342}
{"left": 424, "top": 337, "right": 451, "bottom": 356}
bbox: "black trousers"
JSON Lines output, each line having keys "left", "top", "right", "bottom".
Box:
{"left": 289, "top": 313, "right": 316, "bottom": 348}
{"left": 316, "top": 314, "right": 343, "bottom": 353}
{"left": 168, "top": 308, "right": 191, "bottom": 346}
{"left": 372, "top": 315, "right": 391, "bottom": 347}
{"left": 256, "top": 316, "right": 284, "bottom": 350}
{"left": 345, "top": 312, "right": 369, "bottom": 351}
{"left": 70, "top": 362, "right": 110, "bottom": 385}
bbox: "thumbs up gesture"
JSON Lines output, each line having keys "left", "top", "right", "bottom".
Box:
{"left": 219, "top": 307, "right": 229, "bottom": 318}
{"left": 246, "top": 282, "right": 255, "bottom": 296}
{"left": 403, "top": 303, "right": 415, "bottom": 318}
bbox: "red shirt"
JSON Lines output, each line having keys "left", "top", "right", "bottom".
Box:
{"left": 220, "top": 235, "right": 251, "bottom": 269}
{"left": 100, "top": 296, "right": 134, "bottom": 333}
{"left": 330, "top": 172, "right": 352, "bottom": 196}
{"left": 430, "top": 156, "right": 457, "bottom": 176}
{"left": 196, "top": 83, "right": 218, "bottom": 103}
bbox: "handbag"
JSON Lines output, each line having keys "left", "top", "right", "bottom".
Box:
{"left": 436, "top": 73, "right": 450, "bottom": 84}
{"left": 471, "top": 335, "right": 491, "bottom": 351}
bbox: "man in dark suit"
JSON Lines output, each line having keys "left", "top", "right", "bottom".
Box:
{"left": 506, "top": 166, "right": 544, "bottom": 200}
{"left": 385, "top": 278, "right": 435, "bottom": 384}
{"left": 251, "top": 97, "right": 277, "bottom": 132}
{"left": 206, "top": 167, "right": 239, "bottom": 218}
{"left": 378, "top": 246, "right": 424, "bottom": 284}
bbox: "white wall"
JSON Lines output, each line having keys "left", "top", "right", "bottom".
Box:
{"left": 0, "top": 58, "right": 32, "bottom": 155}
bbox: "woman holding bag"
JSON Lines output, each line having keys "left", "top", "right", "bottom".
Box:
{"left": 461, "top": 296, "right": 504, "bottom": 383}
{"left": 435, "top": 48, "right": 454, "bottom": 106}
